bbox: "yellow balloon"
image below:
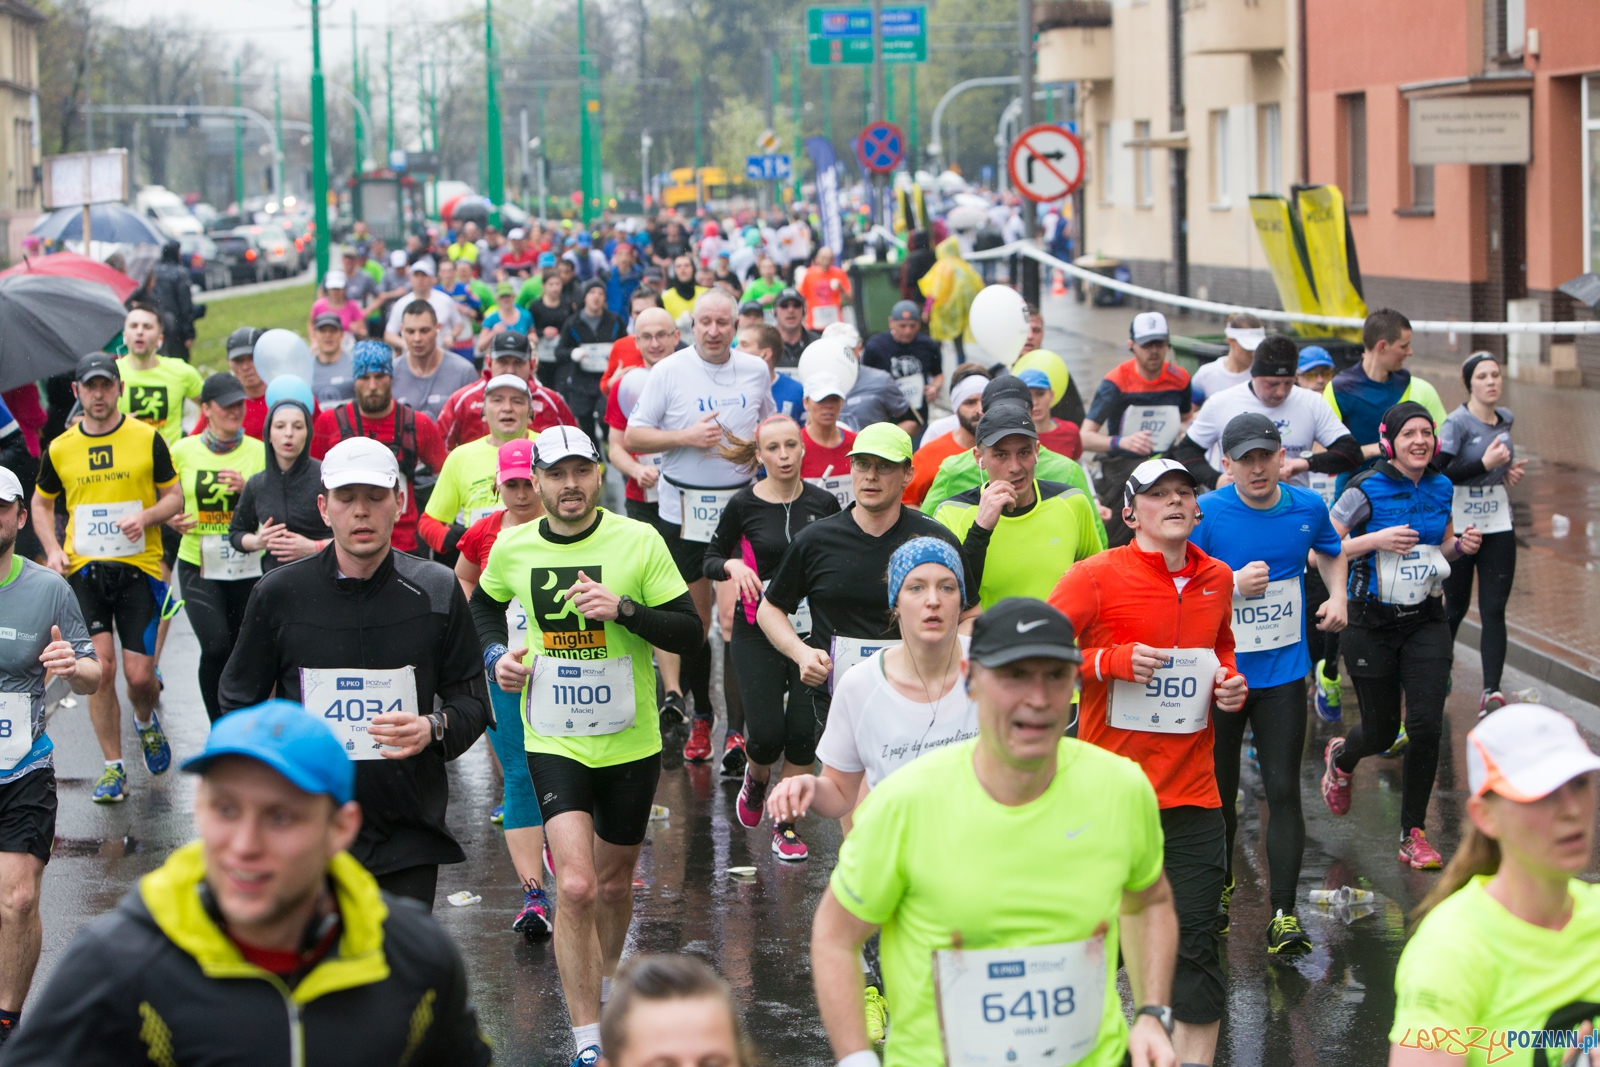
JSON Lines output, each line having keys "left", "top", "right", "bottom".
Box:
{"left": 1013, "top": 349, "right": 1070, "bottom": 405}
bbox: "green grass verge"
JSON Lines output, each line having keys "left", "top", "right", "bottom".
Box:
{"left": 191, "top": 283, "right": 317, "bottom": 374}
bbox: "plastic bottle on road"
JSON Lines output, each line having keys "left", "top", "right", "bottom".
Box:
{"left": 1309, "top": 886, "right": 1376, "bottom": 906}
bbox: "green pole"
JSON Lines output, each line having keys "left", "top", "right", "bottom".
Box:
{"left": 311, "top": 0, "right": 330, "bottom": 278}
{"left": 350, "top": 13, "right": 364, "bottom": 171}
{"left": 429, "top": 62, "right": 439, "bottom": 217}
{"left": 908, "top": 65, "right": 918, "bottom": 172}
{"left": 484, "top": 0, "right": 504, "bottom": 224}
{"left": 537, "top": 84, "right": 547, "bottom": 219}
{"left": 386, "top": 30, "right": 394, "bottom": 161}
{"left": 823, "top": 67, "right": 831, "bottom": 145}
{"left": 886, "top": 65, "right": 895, "bottom": 126}
{"left": 790, "top": 39, "right": 803, "bottom": 200}
{"left": 232, "top": 58, "right": 244, "bottom": 206}
{"left": 861, "top": 66, "right": 869, "bottom": 130}
{"left": 693, "top": 75, "right": 702, "bottom": 170}
{"left": 273, "top": 66, "right": 284, "bottom": 204}
{"left": 577, "top": 0, "right": 599, "bottom": 223}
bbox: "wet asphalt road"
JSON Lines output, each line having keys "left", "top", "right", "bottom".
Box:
{"left": 26, "top": 604, "right": 1600, "bottom": 1067}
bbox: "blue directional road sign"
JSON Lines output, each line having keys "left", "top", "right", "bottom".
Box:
{"left": 745, "top": 155, "right": 793, "bottom": 181}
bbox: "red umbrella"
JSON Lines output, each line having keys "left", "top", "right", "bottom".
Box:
{"left": 0, "top": 251, "right": 138, "bottom": 303}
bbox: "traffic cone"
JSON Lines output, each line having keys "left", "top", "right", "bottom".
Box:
{"left": 1051, "top": 269, "right": 1067, "bottom": 298}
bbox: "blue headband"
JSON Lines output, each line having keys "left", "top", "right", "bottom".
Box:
{"left": 887, "top": 537, "right": 966, "bottom": 607}
{"left": 351, "top": 340, "right": 393, "bottom": 378}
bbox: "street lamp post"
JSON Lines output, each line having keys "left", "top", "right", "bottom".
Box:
{"left": 484, "top": 0, "right": 504, "bottom": 226}
{"left": 273, "top": 66, "right": 285, "bottom": 204}
{"left": 640, "top": 130, "right": 651, "bottom": 208}
{"left": 350, "top": 13, "right": 365, "bottom": 172}
{"left": 232, "top": 58, "right": 244, "bottom": 208}
{"left": 310, "top": 0, "right": 331, "bottom": 278}
{"left": 385, "top": 29, "right": 394, "bottom": 162}
{"left": 576, "top": 0, "right": 600, "bottom": 224}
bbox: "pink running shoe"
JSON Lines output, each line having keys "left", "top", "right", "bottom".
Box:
{"left": 736, "top": 769, "right": 768, "bottom": 829}
{"left": 1321, "top": 737, "right": 1353, "bottom": 816}
{"left": 1399, "top": 828, "right": 1443, "bottom": 869}
{"left": 771, "top": 823, "right": 808, "bottom": 862}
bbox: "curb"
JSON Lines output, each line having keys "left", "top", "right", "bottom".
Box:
{"left": 1454, "top": 618, "right": 1600, "bottom": 706}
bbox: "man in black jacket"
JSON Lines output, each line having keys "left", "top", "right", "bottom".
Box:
{"left": 151, "top": 240, "right": 199, "bottom": 358}
{"left": 556, "top": 278, "right": 627, "bottom": 443}
{"left": 218, "top": 436, "right": 491, "bottom": 907}
{"left": 4, "top": 699, "right": 492, "bottom": 1067}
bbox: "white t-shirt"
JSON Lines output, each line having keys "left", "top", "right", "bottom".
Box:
{"left": 627, "top": 346, "right": 776, "bottom": 524}
{"left": 1182, "top": 378, "right": 1348, "bottom": 485}
{"left": 1189, "top": 359, "right": 1252, "bottom": 405}
{"left": 386, "top": 288, "right": 467, "bottom": 345}
{"left": 923, "top": 412, "right": 959, "bottom": 442}
{"left": 816, "top": 644, "right": 979, "bottom": 788}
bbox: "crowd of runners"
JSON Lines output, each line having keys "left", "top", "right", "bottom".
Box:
{"left": 0, "top": 209, "right": 1588, "bottom": 1067}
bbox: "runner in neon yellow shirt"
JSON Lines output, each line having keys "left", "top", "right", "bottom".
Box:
{"left": 813, "top": 599, "right": 1180, "bottom": 1067}
{"left": 419, "top": 374, "right": 534, "bottom": 559}
{"left": 1390, "top": 704, "right": 1600, "bottom": 1067}
{"left": 116, "top": 305, "right": 205, "bottom": 448}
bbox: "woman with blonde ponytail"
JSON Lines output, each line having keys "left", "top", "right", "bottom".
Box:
{"left": 1389, "top": 704, "right": 1600, "bottom": 1067}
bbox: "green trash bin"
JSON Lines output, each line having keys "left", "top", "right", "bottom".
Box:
{"left": 848, "top": 261, "right": 904, "bottom": 338}
{"left": 1169, "top": 334, "right": 1229, "bottom": 377}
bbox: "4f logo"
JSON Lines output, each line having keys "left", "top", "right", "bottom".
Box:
{"left": 127, "top": 385, "right": 169, "bottom": 427}
{"left": 528, "top": 566, "right": 605, "bottom": 653}
{"left": 87, "top": 445, "right": 113, "bottom": 471}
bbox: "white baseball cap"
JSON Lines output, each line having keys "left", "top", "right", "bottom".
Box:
{"left": 804, "top": 374, "right": 847, "bottom": 402}
{"left": 1123, "top": 457, "right": 1198, "bottom": 508}
{"left": 411, "top": 256, "right": 437, "bottom": 276}
{"left": 321, "top": 437, "right": 400, "bottom": 490}
{"left": 1224, "top": 325, "right": 1266, "bottom": 352}
{"left": 323, "top": 269, "right": 348, "bottom": 290}
{"left": 389, "top": 250, "right": 407, "bottom": 268}
{"left": 484, "top": 373, "right": 530, "bottom": 397}
{"left": 533, "top": 425, "right": 600, "bottom": 468}
{"left": 507, "top": 227, "right": 527, "bottom": 240}
{"left": 1130, "top": 311, "right": 1170, "bottom": 346}
{"left": 1468, "top": 704, "right": 1600, "bottom": 801}
{"left": 0, "top": 466, "right": 22, "bottom": 503}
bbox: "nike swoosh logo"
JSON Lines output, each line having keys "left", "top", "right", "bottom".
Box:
{"left": 1201, "top": 588, "right": 1219, "bottom": 595}
{"left": 1065, "top": 824, "right": 1091, "bottom": 839}
{"left": 1017, "top": 619, "right": 1049, "bottom": 633}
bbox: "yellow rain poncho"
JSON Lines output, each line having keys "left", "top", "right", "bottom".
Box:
{"left": 918, "top": 237, "right": 984, "bottom": 343}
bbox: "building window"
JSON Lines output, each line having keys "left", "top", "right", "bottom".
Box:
{"left": 1411, "top": 164, "right": 1435, "bottom": 211}
{"left": 1209, "top": 109, "right": 1230, "bottom": 206}
{"left": 1134, "top": 120, "right": 1153, "bottom": 206}
{"left": 12, "top": 119, "right": 32, "bottom": 209}
{"left": 1256, "top": 103, "right": 1281, "bottom": 194}
{"left": 10, "top": 30, "right": 31, "bottom": 90}
{"left": 1342, "top": 93, "right": 1368, "bottom": 212}
{"left": 1502, "top": 0, "right": 1525, "bottom": 57}
{"left": 1096, "top": 121, "right": 1113, "bottom": 203}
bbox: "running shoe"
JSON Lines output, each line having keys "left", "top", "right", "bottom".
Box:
{"left": 1479, "top": 690, "right": 1507, "bottom": 718}
{"left": 512, "top": 881, "right": 553, "bottom": 938}
{"left": 772, "top": 823, "right": 808, "bottom": 862}
{"left": 1382, "top": 724, "right": 1410, "bottom": 758}
{"left": 571, "top": 1045, "right": 601, "bottom": 1067}
{"left": 136, "top": 713, "right": 171, "bottom": 775}
{"left": 1320, "top": 737, "right": 1352, "bottom": 816}
{"left": 1217, "top": 878, "right": 1235, "bottom": 936}
{"left": 1398, "top": 828, "right": 1443, "bottom": 870}
{"left": 863, "top": 985, "right": 889, "bottom": 1046}
{"left": 490, "top": 804, "right": 504, "bottom": 825}
{"left": 736, "top": 769, "right": 768, "bottom": 829}
{"left": 720, "top": 730, "right": 747, "bottom": 778}
{"left": 1266, "top": 910, "right": 1312, "bottom": 955}
{"left": 683, "top": 717, "right": 713, "bottom": 762}
{"left": 658, "top": 691, "right": 687, "bottom": 728}
{"left": 91, "top": 763, "right": 128, "bottom": 804}
{"left": 1313, "top": 661, "right": 1341, "bottom": 723}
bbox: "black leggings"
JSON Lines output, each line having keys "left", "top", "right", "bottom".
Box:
{"left": 1334, "top": 616, "right": 1453, "bottom": 836}
{"left": 1443, "top": 529, "right": 1516, "bottom": 693}
{"left": 1212, "top": 678, "right": 1306, "bottom": 914}
{"left": 1304, "top": 569, "right": 1340, "bottom": 681}
{"left": 728, "top": 617, "right": 816, "bottom": 767}
{"left": 177, "top": 560, "right": 258, "bottom": 722}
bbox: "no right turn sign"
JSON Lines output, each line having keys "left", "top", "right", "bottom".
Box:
{"left": 1007, "top": 124, "right": 1086, "bottom": 202}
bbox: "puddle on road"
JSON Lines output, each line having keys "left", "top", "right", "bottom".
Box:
{"left": 51, "top": 835, "right": 142, "bottom": 858}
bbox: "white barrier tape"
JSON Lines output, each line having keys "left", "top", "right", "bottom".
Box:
{"left": 964, "top": 240, "right": 1600, "bottom": 336}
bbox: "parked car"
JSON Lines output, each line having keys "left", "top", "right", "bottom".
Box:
{"left": 179, "top": 234, "right": 229, "bottom": 291}
{"left": 136, "top": 185, "right": 202, "bottom": 237}
{"left": 213, "top": 230, "right": 266, "bottom": 286}
{"left": 248, "top": 224, "right": 298, "bottom": 279}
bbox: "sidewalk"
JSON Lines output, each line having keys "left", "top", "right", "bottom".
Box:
{"left": 1038, "top": 290, "right": 1600, "bottom": 703}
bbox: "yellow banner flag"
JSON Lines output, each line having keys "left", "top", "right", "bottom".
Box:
{"left": 1295, "top": 185, "right": 1366, "bottom": 343}
{"left": 1249, "top": 194, "right": 1321, "bottom": 338}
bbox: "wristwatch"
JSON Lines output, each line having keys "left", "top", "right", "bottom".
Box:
{"left": 1135, "top": 1005, "right": 1174, "bottom": 1037}
{"left": 617, "top": 595, "right": 637, "bottom": 619}
{"left": 426, "top": 712, "right": 446, "bottom": 742}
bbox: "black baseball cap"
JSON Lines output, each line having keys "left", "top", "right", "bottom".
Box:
{"left": 226, "top": 326, "right": 264, "bottom": 360}
{"left": 1221, "top": 412, "right": 1283, "bottom": 460}
{"left": 981, "top": 374, "right": 1033, "bottom": 412}
{"left": 970, "top": 598, "right": 1083, "bottom": 667}
{"left": 739, "top": 300, "right": 765, "bottom": 317}
{"left": 775, "top": 288, "right": 804, "bottom": 308}
{"left": 76, "top": 352, "right": 119, "bottom": 384}
{"left": 200, "top": 372, "right": 248, "bottom": 408}
{"left": 975, "top": 403, "right": 1038, "bottom": 447}
{"left": 1250, "top": 334, "right": 1299, "bottom": 378}
{"left": 311, "top": 313, "right": 343, "bottom": 331}
{"left": 491, "top": 330, "right": 532, "bottom": 358}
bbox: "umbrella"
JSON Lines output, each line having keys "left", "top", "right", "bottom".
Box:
{"left": 0, "top": 251, "right": 138, "bottom": 302}
{"left": 0, "top": 275, "right": 128, "bottom": 392}
{"left": 449, "top": 196, "right": 491, "bottom": 227}
{"left": 29, "top": 204, "right": 166, "bottom": 247}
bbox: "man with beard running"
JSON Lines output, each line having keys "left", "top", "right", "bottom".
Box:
{"left": 311, "top": 342, "right": 448, "bottom": 556}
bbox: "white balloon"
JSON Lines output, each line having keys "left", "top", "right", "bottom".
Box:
{"left": 795, "top": 338, "right": 859, "bottom": 396}
{"left": 968, "top": 285, "right": 1031, "bottom": 367}
{"left": 253, "top": 328, "right": 315, "bottom": 385}
{"left": 615, "top": 366, "right": 651, "bottom": 419}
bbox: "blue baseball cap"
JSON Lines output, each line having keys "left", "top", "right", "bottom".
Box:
{"left": 182, "top": 700, "right": 355, "bottom": 804}
{"left": 537, "top": 251, "right": 557, "bottom": 268}
{"left": 1016, "top": 367, "right": 1052, "bottom": 392}
{"left": 351, "top": 340, "right": 393, "bottom": 378}
{"left": 1297, "top": 346, "right": 1334, "bottom": 373}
